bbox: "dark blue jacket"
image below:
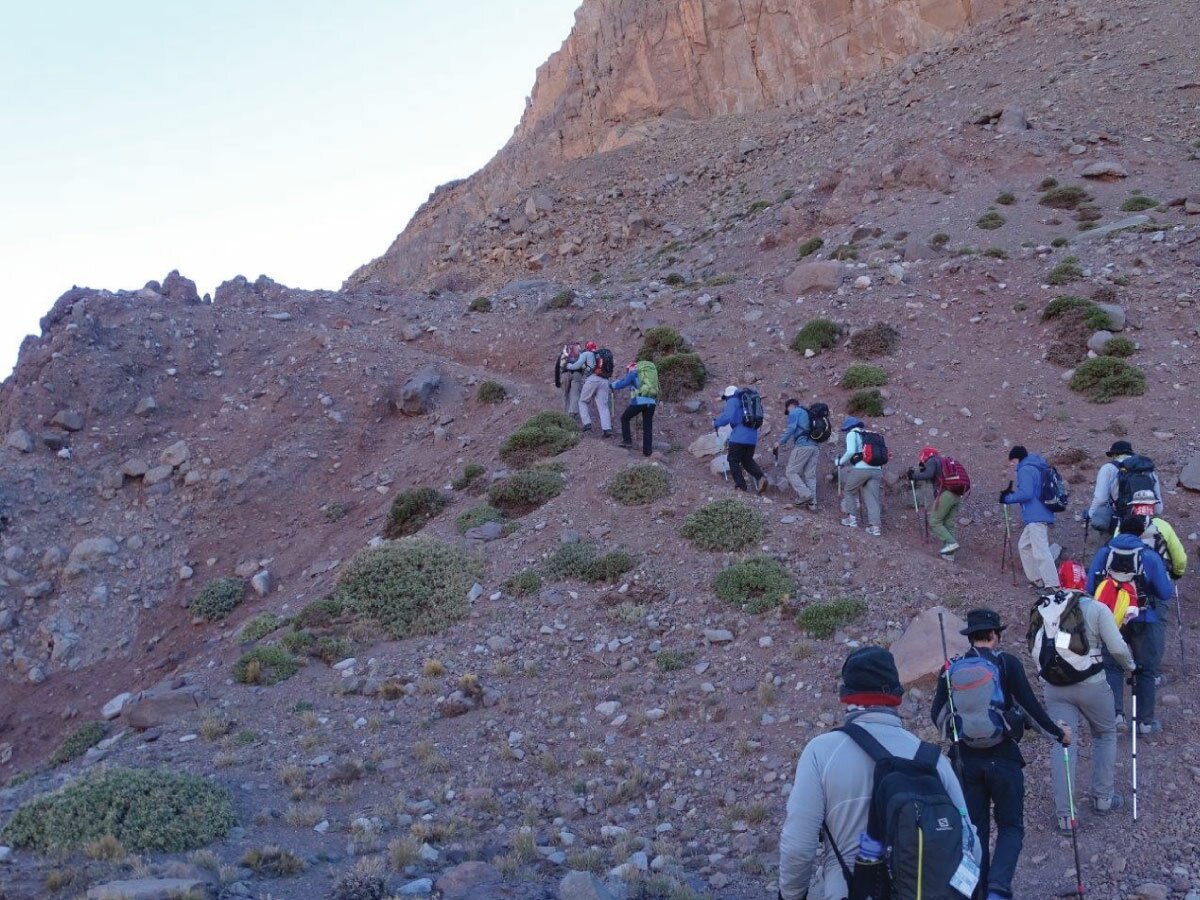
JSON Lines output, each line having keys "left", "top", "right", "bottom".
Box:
{"left": 610, "top": 370, "right": 656, "bottom": 406}
{"left": 1004, "top": 454, "right": 1055, "bottom": 525}
{"left": 714, "top": 395, "right": 758, "bottom": 445}
{"left": 1086, "top": 534, "right": 1173, "bottom": 608}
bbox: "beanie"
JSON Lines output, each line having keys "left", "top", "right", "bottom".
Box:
{"left": 1008, "top": 445, "right": 1028, "bottom": 461}
{"left": 839, "top": 647, "right": 904, "bottom": 706}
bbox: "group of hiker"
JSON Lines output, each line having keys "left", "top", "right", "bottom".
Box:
{"left": 555, "top": 341, "right": 659, "bottom": 456}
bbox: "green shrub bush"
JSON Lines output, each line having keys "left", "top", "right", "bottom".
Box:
{"left": 191, "top": 578, "right": 247, "bottom": 621}
{"left": 846, "top": 389, "right": 885, "bottom": 417}
{"left": 1069, "top": 357, "right": 1146, "bottom": 403}
{"left": 468, "top": 297, "right": 493, "bottom": 313}
{"left": 452, "top": 463, "right": 486, "bottom": 491}
{"left": 477, "top": 381, "right": 507, "bottom": 404}
{"left": 1042, "top": 295, "right": 1111, "bottom": 330}
{"left": 848, "top": 323, "right": 900, "bottom": 358}
{"left": 840, "top": 365, "right": 888, "bottom": 389}
{"left": 796, "top": 237, "right": 824, "bottom": 258}
{"left": 1120, "top": 195, "right": 1159, "bottom": 212}
{"left": 280, "top": 630, "right": 316, "bottom": 655}
{"left": 1101, "top": 336, "right": 1136, "bottom": 358}
{"left": 929, "top": 233, "right": 950, "bottom": 250}
{"left": 831, "top": 243, "right": 858, "bottom": 261}
{"left": 50, "top": 722, "right": 106, "bottom": 766}
{"left": 996, "top": 192, "right": 1016, "bottom": 205}
{"left": 233, "top": 646, "right": 300, "bottom": 685}
{"left": 548, "top": 289, "right": 575, "bottom": 309}
{"left": 790, "top": 319, "right": 842, "bottom": 355}
{"left": 1040, "top": 185, "right": 1090, "bottom": 210}
{"left": 656, "top": 352, "right": 707, "bottom": 400}
{"left": 1, "top": 768, "right": 235, "bottom": 853}
{"left": 796, "top": 598, "right": 867, "bottom": 639}
{"left": 976, "top": 211, "right": 1005, "bottom": 230}
{"left": 637, "top": 326, "right": 690, "bottom": 361}
{"left": 655, "top": 650, "right": 693, "bottom": 673}
{"left": 239, "top": 613, "right": 284, "bottom": 643}
{"left": 1046, "top": 256, "right": 1083, "bottom": 286}
{"left": 488, "top": 468, "right": 565, "bottom": 516}
{"left": 294, "top": 596, "right": 346, "bottom": 629}
{"left": 499, "top": 412, "right": 580, "bottom": 467}
{"left": 502, "top": 569, "right": 542, "bottom": 597}
{"left": 455, "top": 504, "right": 504, "bottom": 534}
{"left": 330, "top": 867, "right": 387, "bottom": 900}
{"left": 713, "top": 556, "right": 795, "bottom": 613}
{"left": 335, "top": 539, "right": 483, "bottom": 639}
{"left": 384, "top": 487, "right": 447, "bottom": 538}
{"left": 663, "top": 272, "right": 686, "bottom": 286}
{"left": 608, "top": 465, "right": 671, "bottom": 506}
{"left": 542, "top": 542, "right": 635, "bottom": 584}
{"left": 681, "top": 500, "right": 765, "bottom": 552}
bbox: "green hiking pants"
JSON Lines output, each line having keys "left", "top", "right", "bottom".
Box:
{"left": 929, "top": 490, "right": 960, "bottom": 545}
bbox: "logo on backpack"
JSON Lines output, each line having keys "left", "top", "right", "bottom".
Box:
{"left": 1114, "top": 455, "right": 1156, "bottom": 517}
{"left": 1027, "top": 591, "right": 1101, "bottom": 686}
{"left": 944, "top": 654, "right": 1008, "bottom": 749}
{"left": 633, "top": 361, "right": 659, "bottom": 400}
{"left": 855, "top": 431, "right": 889, "bottom": 466}
{"left": 738, "top": 389, "right": 764, "bottom": 429}
{"left": 594, "top": 349, "right": 615, "bottom": 378}
{"left": 937, "top": 456, "right": 972, "bottom": 497}
{"left": 806, "top": 403, "right": 833, "bottom": 443}
{"left": 1035, "top": 461, "right": 1070, "bottom": 512}
{"left": 1104, "top": 544, "right": 1144, "bottom": 585}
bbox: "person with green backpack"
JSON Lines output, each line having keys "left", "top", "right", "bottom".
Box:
{"left": 610, "top": 361, "right": 658, "bottom": 457}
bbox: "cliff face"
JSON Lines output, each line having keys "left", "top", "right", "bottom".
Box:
{"left": 348, "top": 0, "right": 1012, "bottom": 289}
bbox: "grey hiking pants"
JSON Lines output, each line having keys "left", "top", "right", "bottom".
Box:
{"left": 1018, "top": 522, "right": 1060, "bottom": 588}
{"left": 785, "top": 444, "right": 820, "bottom": 505}
{"left": 1044, "top": 676, "right": 1117, "bottom": 816}
{"left": 578, "top": 375, "right": 612, "bottom": 431}
{"left": 841, "top": 467, "right": 882, "bottom": 527}
{"left": 562, "top": 371, "right": 582, "bottom": 418}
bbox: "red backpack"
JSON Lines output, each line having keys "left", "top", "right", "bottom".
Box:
{"left": 938, "top": 456, "right": 971, "bottom": 496}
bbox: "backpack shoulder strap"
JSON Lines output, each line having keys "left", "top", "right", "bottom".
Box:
{"left": 913, "top": 741, "right": 943, "bottom": 773}
{"left": 821, "top": 822, "right": 854, "bottom": 887}
{"left": 838, "top": 722, "right": 893, "bottom": 763}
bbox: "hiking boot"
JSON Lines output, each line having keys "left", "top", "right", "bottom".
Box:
{"left": 756, "top": 476, "right": 769, "bottom": 494}
{"left": 841, "top": 516, "right": 858, "bottom": 528}
{"left": 865, "top": 526, "right": 881, "bottom": 537}
{"left": 1155, "top": 674, "right": 1167, "bottom": 687}
{"left": 1114, "top": 713, "right": 1128, "bottom": 732}
{"left": 1138, "top": 720, "right": 1162, "bottom": 736}
{"left": 602, "top": 430, "right": 612, "bottom": 439}
{"left": 1094, "top": 791, "right": 1125, "bottom": 815}
{"left": 581, "top": 424, "right": 593, "bottom": 433}
{"left": 734, "top": 484, "right": 749, "bottom": 492}
{"left": 1056, "top": 815, "right": 1074, "bottom": 835}
{"left": 940, "top": 541, "right": 960, "bottom": 554}
{"left": 619, "top": 441, "right": 634, "bottom": 449}
{"left": 807, "top": 501, "right": 819, "bottom": 513}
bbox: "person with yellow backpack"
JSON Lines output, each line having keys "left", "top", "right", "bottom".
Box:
{"left": 609, "top": 360, "right": 658, "bottom": 457}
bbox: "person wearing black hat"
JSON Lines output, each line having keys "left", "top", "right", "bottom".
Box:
{"left": 779, "top": 647, "right": 980, "bottom": 900}
{"left": 931, "top": 609, "right": 1070, "bottom": 900}
{"left": 1085, "top": 440, "right": 1163, "bottom": 534}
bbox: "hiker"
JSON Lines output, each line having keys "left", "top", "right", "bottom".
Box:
{"left": 714, "top": 385, "right": 767, "bottom": 493}
{"left": 1085, "top": 440, "right": 1162, "bottom": 534}
{"left": 908, "top": 447, "right": 971, "bottom": 560}
{"left": 610, "top": 361, "right": 657, "bottom": 457}
{"left": 931, "top": 609, "right": 1070, "bottom": 900}
{"left": 773, "top": 399, "right": 830, "bottom": 511}
{"left": 835, "top": 417, "right": 886, "bottom": 536}
{"left": 575, "top": 341, "right": 614, "bottom": 437}
{"left": 1087, "top": 515, "right": 1174, "bottom": 735}
{"left": 1000, "top": 446, "right": 1060, "bottom": 589}
{"left": 779, "top": 647, "right": 980, "bottom": 900}
{"left": 1119, "top": 489, "right": 1189, "bottom": 580}
{"left": 555, "top": 342, "right": 584, "bottom": 418}
{"left": 1029, "top": 589, "right": 1135, "bottom": 831}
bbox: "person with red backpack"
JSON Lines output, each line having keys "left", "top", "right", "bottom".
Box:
{"left": 835, "top": 417, "right": 886, "bottom": 536}
{"left": 574, "top": 341, "right": 614, "bottom": 437}
{"left": 908, "top": 447, "right": 971, "bottom": 560}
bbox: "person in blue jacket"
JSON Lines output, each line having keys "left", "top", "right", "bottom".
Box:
{"left": 714, "top": 385, "right": 766, "bottom": 493}
{"left": 610, "top": 362, "right": 656, "bottom": 457}
{"left": 1086, "top": 515, "right": 1174, "bottom": 736}
{"left": 1000, "top": 446, "right": 1059, "bottom": 589}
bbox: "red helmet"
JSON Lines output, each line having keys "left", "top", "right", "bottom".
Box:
{"left": 1058, "top": 560, "right": 1087, "bottom": 591}
{"left": 918, "top": 447, "right": 939, "bottom": 464}
{"left": 585, "top": 341, "right": 598, "bottom": 352}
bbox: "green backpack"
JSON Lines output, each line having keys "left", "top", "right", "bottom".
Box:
{"left": 634, "top": 361, "right": 659, "bottom": 400}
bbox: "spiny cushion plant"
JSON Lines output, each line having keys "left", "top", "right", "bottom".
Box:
{"left": 1069, "top": 357, "right": 1146, "bottom": 403}
{"left": 233, "top": 646, "right": 300, "bottom": 685}
{"left": 681, "top": 499, "right": 765, "bottom": 552}
{"left": 455, "top": 504, "right": 504, "bottom": 534}
{"left": 839, "top": 365, "right": 888, "bottom": 389}
{"left": 191, "top": 578, "right": 247, "bottom": 621}
{"left": 477, "top": 381, "right": 507, "bottom": 404}
{"left": 384, "top": 487, "right": 447, "bottom": 538}
{"left": 607, "top": 464, "right": 671, "bottom": 506}
{"left": 713, "top": 556, "right": 795, "bottom": 613}
{"left": 848, "top": 323, "right": 900, "bottom": 358}
{"left": 499, "top": 412, "right": 580, "bottom": 467}
{"left": 796, "top": 597, "right": 868, "bottom": 639}
{"left": 656, "top": 352, "right": 707, "bottom": 400}
{"left": 790, "top": 319, "right": 841, "bottom": 355}
{"left": 49, "top": 722, "right": 107, "bottom": 766}
{"left": 846, "top": 389, "right": 885, "bottom": 417}
{"left": 488, "top": 468, "right": 564, "bottom": 516}
{"left": 542, "top": 542, "right": 635, "bottom": 584}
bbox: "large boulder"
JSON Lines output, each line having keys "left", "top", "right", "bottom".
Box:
{"left": 399, "top": 367, "right": 442, "bottom": 416}
{"left": 161, "top": 270, "right": 201, "bottom": 304}
{"left": 434, "top": 862, "right": 503, "bottom": 900}
{"left": 688, "top": 425, "right": 732, "bottom": 458}
{"left": 1081, "top": 160, "right": 1128, "bottom": 180}
{"left": 783, "top": 261, "right": 842, "bottom": 295}
{"left": 995, "top": 106, "right": 1028, "bottom": 134}
{"left": 1179, "top": 454, "right": 1200, "bottom": 492}
{"left": 122, "top": 685, "right": 208, "bottom": 730}
{"left": 559, "top": 870, "right": 616, "bottom": 900}
{"left": 51, "top": 409, "right": 85, "bottom": 432}
{"left": 890, "top": 607, "right": 969, "bottom": 685}
{"left": 65, "top": 537, "right": 119, "bottom": 578}
{"left": 87, "top": 879, "right": 210, "bottom": 900}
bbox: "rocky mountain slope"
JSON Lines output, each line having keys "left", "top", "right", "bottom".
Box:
{"left": 2, "top": 0, "right": 1200, "bottom": 897}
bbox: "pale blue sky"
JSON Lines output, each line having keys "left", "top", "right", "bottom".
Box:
{"left": 0, "top": 1, "right": 580, "bottom": 375}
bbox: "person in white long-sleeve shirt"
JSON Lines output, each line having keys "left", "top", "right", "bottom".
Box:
{"left": 1086, "top": 439, "right": 1162, "bottom": 533}
{"left": 778, "top": 647, "right": 979, "bottom": 900}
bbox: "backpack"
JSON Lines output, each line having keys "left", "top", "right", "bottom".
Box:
{"left": 806, "top": 403, "right": 833, "bottom": 443}
{"left": 826, "top": 723, "right": 966, "bottom": 900}
{"left": 1104, "top": 543, "right": 1144, "bottom": 585}
{"left": 945, "top": 654, "right": 1008, "bottom": 749}
{"left": 1094, "top": 577, "right": 1140, "bottom": 628}
{"left": 1035, "top": 460, "right": 1070, "bottom": 512}
{"left": 738, "top": 389, "right": 764, "bottom": 429}
{"left": 858, "top": 431, "right": 890, "bottom": 466}
{"left": 1114, "top": 456, "right": 1156, "bottom": 517}
{"left": 1027, "top": 592, "right": 1101, "bottom": 686}
{"left": 633, "top": 361, "right": 659, "bottom": 400}
{"left": 937, "top": 456, "right": 972, "bottom": 497}
{"left": 594, "top": 349, "right": 615, "bottom": 378}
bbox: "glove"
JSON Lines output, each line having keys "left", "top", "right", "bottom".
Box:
{"left": 1170, "top": 570, "right": 1183, "bottom": 581}
{"left": 1082, "top": 509, "right": 1091, "bottom": 523}
{"left": 999, "top": 489, "right": 1011, "bottom": 504}
{"left": 772, "top": 446, "right": 780, "bottom": 460}
{"left": 1126, "top": 667, "right": 1140, "bottom": 687}
{"left": 906, "top": 467, "right": 915, "bottom": 480}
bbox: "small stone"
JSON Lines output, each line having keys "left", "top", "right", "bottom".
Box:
{"left": 51, "top": 409, "right": 85, "bottom": 432}
{"left": 644, "top": 708, "right": 666, "bottom": 721}
{"left": 121, "top": 459, "right": 150, "bottom": 478}
{"left": 5, "top": 430, "right": 33, "bottom": 453}
{"left": 179, "top": 566, "right": 194, "bottom": 581}
{"left": 134, "top": 396, "right": 158, "bottom": 416}
{"left": 703, "top": 628, "right": 734, "bottom": 644}
{"left": 251, "top": 570, "right": 271, "bottom": 597}
{"left": 399, "top": 879, "right": 434, "bottom": 896}
{"left": 595, "top": 701, "right": 620, "bottom": 717}
{"left": 142, "top": 464, "right": 174, "bottom": 486}
{"left": 160, "top": 440, "right": 190, "bottom": 468}
{"left": 102, "top": 692, "right": 132, "bottom": 720}
{"left": 1081, "top": 160, "right": 1128, "bottom": 179}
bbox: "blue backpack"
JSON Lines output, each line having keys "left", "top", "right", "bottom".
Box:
{"left": 1035, "top": 460, "right": 1070, "bottom": 512}
{"left": 944, "top": 654, "right": 1008, "bottom": 749}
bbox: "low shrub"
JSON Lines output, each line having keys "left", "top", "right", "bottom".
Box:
{"left": 191, "top": 578, "right": 247, "bottom": 622}
{"left": 294, "top": 596, "right": 346, "bottom": 629}
{"left": 657, "top": 352, "right": 707, "bottom": 400}
{"left": 976, "top": 211, "right": 1005, "bottom": 230}
{"left": 790, "top": 318, "right": 842, "bottom": 355}
{"left": 548, "top": 289, "right": 575, "bottom": 309}
{"left": 846, "top": 389, "right": 885, "bottom": 417}
{"left": 638, "top": 325, "right": 690, "bottom": 362}
{"left": 929, "top": 233, "right": 951, "bottom": 250}
{"left": 608, "top": 464, "right": 671, "bottom": 506}
{"left": 468, "top": 297, "right": 492, "bottom": 313}
{"left": 840, "top": 364, "right": 888, "bottom": 389}
{"left": 1120, "top": 195, "right": 1159, "bottom": 212}
{"left": 335, "top": 539, "right": 483, "bottom": 639}
{"left": 1039, "top": 176, "right": 1059, "bottom": 191}
{"left": 663, "top": 272, "right": 687, "bottom": 286}
{"left": 385, "top": 487, "right": 447, "bottom": 538}
{"left": 1046, "top": 256, "right": 1083, "bottom": 286}
{"left": 655, "top": 650, "right": 693, "bottom": 673}
{"left": 796, "top": 237, "right": 824, "bottom": 258}
{"left": 499, "top": 411, "right": 580, "bottom": 467}
{"left": 280, "top": 630, "right": 316, "bottom": 655}
{"left": 1040, "top": 185, "right": 1090, "bottom": 210}
{"left": 1, "top": 768, "right": 235, "bottom": 853}
{"left": 330, "top": 864, "right": 388, "bottom": 900}
{"left": 502, "top": 569, "right": 542, "bottom": 597}
{"left": 1102, "top": 336, "right": 1136, "bottom": 358}
{"left": 456, "top": 504, "right": 504, "bottom": 534}
{"left": 1069, "top": 357, "right": 1146, "bottom": 403}
{"left": 996, "top": 192, "right": 1016, "bottom": 205}
{"left": 323, "top": 501, "right": 349, "bottom": 523}
{"left": 1042, "top": 295, "right": 1112, "bottom": 330}
{"left": 488, "top": 468, "right": 565, "bottom": 516}
{"left": 713, "top": 556, "right": 794, "bottom": 614}
{"left": 241, "top": 845, "right": 306, "bottom": 877}
{"left": 848, "top": 323, "right": 900, "bottom": 358}
{"left": 831, "top": 243, "right": 858, "bottom": 261}
{"left": 477, "top": 381, "right": 507, "bottom": 404}
{"left": 50, "top": 722, "right": 106, "bottom": 766}
{"left": 239, "top": 613, "right": 284, "bottom": 643}
{"left": 796, "top": 597, "right": 867, "bottom": 639}
{"left": 681, "top": 500, "right": 765, "bottom": 552}
{"left": 452, "top": 463, "right": 486, "bottom": 491}
{"left": 746, "top": 200, "right": 771, "bottom": 216}
{"left": 542, "top": 542, "right": 635, "bottom": 584}
{"left": 233, "top": 646, "right": 300, "bottom": 685}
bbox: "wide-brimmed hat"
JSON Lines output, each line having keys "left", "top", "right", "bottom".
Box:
{"left": 1106, "top": 440, "right": 1133, "bottom": 458}
{"left": 840, "top": 416, "right": 864, "bottom": 432}
{"left": 960, "top": 608, "right": 1007, "bottom": 637}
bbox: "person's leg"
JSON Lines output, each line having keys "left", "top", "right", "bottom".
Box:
{"left": 985, "top": 758, "right": 1025, "bottom": 898}
{"left": 1044, "top": 686, "right": 1080, "bottom": 819}
{"left": 800, "top": 446, "right": 820, "bottom": 508}
{"left": 1076, "top": 678, "right": 1118, "bottom": 807}
{"left": 596, "top": 381, "right": 612, "bottom": 432}
{"left": 929, "top": 491, "right": 954, "bottom": 545}
{"left": 727, "top": 443, "right": 749, "bottom": 490}
{"left": 1017, "top": 524, "right": 1040, "bottom": 585}
{"left": 862, "top": 470, "right": 882, "bottom": 528}
{"left": 960, "top": 757, "right": 992, "bottom": 894}
{"left": 1129, "top": 622, "right": 1161, "bottom": 726}
{"left": 742, "top": 445, "right": 765, "bottom": 482}
{"left": 562, "top": 374, "right": 572, "bottom": 414}
{"left": 784, "top": 446, "right": 808, "bottom": 500}
{"left": 619, "top": 403, "right": 637, "bottom": 445}
{"left": 1101, "top": 647, "right": 1125, "bottom": 717}
{"left": 1028, "top": 522, "right": 1060, "bottom": 587}
{"left": 640, "top": 405, "right": 654, "bottom": 457}
{"left": 841, "top": 468, "right": 867, "bottom": 522}
{"left": 578, "top": 376, "right": 598, "bottom": 427}
{"left": 943, "top": 491, "right": 961, "bottom": 543}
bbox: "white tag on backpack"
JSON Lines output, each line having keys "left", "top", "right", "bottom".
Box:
{"left": 950, "top": 854, "right": 980, "bottom": 897}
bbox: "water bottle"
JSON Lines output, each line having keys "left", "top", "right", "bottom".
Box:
{"left": 856, "top": 832, "right": 884, "bottom": 862}
{"left": 849, "top": 832, "right": 887, "bottom": 899}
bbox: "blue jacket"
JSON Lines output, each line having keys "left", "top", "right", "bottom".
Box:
{"left": 1003, "top": 455, "right": 1055, "bottom": 525}
{"left": 1086, "top": 534, "right": 1173, "bottom": 606}
{"left": 714, "top": 395, "right": 758, "bottom": 445}
{"left": 610, "top": 370, "right": 656, "bottom": 406}
{"left": 778, "top": 407, "right": 815, "bottom": 448}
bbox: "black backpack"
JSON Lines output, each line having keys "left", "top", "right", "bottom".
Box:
{"left": 594, "top": 349, "right": 615, "bottom": 378}
{"left": 738, "top": 389, "right": 764, "bottom": 429}
{"left": 806, "top": 403, "right": 833, "bottom": 443}
{"left": 857, "top": 431, "right": 890, "bottom": 466}
{"left": 1104, "top": 543, "right": 1144, "bottom": 585}
{"left": 1114, "top": 456, "right": 1156, "bottom": 517}
{"left": 1036, "top": 461, "right": 1070, "bottom": 513}
{"left": 825, "top": 723, "right": 965, "bottom": 900}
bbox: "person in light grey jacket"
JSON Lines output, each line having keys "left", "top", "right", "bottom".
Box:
{"left": 778, "top": 647, "right": 979, "bottom": 900}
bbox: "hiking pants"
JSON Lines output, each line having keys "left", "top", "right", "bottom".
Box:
{"left": 929, "top": 490, "right": 961, "bottom": 545}
{"left": 578, "top": 375, "right": 611, "bottom": 431}
{"left": 620, "top": 403, "right": 655, "bottom": 457}
{"left": 961, "top": 755, "right": 1023, "bottom": 899}
{"left": 561, "top": 371, "right": 582, "bottom": 418}
{"left": 1102, "top": 647, "right": 1127, "bottom": 717}
{"left": 1017, "top": 522, "right": 1059, "bottom": 588}
{"left": 1129, "top": 614, "right": 1164, "bottom": 723}
{"left": 785, "top": 444, "right": 820, "bottom": 505}
{"left": 1044, "top": 677, "right": 1118, "bottom": 816}
{"left": 841, "top": 467, "right": 882, "bottom": 527}
{"left": 727, "top": 442, "right": 764, "bottom": 491}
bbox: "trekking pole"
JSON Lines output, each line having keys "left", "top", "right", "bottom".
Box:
{"left": 1063, "top": 745, "right": 1086, "bottom": 899}
{"left": 937, "top": 613, "right": 965, "bottom": 782}
{"left": 1131, "top": 689, "right": 1139, "bottom": 822}
{"left": 909, "top": 480, "right": 928, "bottom": 544}
{"left": 1175, "top": 584, "right": 1187, "bottom": 676}
{"left": 1002, "top": 504, "right": 1018, "bottom": 586}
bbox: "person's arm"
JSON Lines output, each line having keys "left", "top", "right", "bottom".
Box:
{"left": 1006, "top": 463, "right": 1036, "bottom": 504}
{"left": 930, "top": 667, "right": 949, "bottom": 733}
{"left": 1085, "top": 545, "right": 1107, "bottom": 594}
{"left": 1002, "top": 654, "right": 1065, "bottom": 741}
{"left": 836, "top": 431, "right": 857, "bottom": 467}
{"left": 713, "top": 399, "right": 736, "bottom": 430}
{"left": 1096, "top": 603, "right": 1135, "bottom": 672}
{"left": 1156, "top": 519, "right": 1188, "bottom": 579}
{"left": 1088, "top": 464, "right": 1114, "bottom": 518}
{"left": 911, "top": 458, "right": 939, "bottom": 483}
{"left": 777, "top": 412, "right": 799, "bottom": 448}
{"left": 934, "top": 754, "right": 982, "bottom": 864}
{"left": 610, "top": 372, "right": 635, "bottom": 392}
{"left": 1144, "top": 551, "right": 1174, "bottom": 604}
{"left": 1152, "top": 472, "right": 1164, "bottom": 515}
{"left": 778, "top": 743, "right": 826, "bottom": 900}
